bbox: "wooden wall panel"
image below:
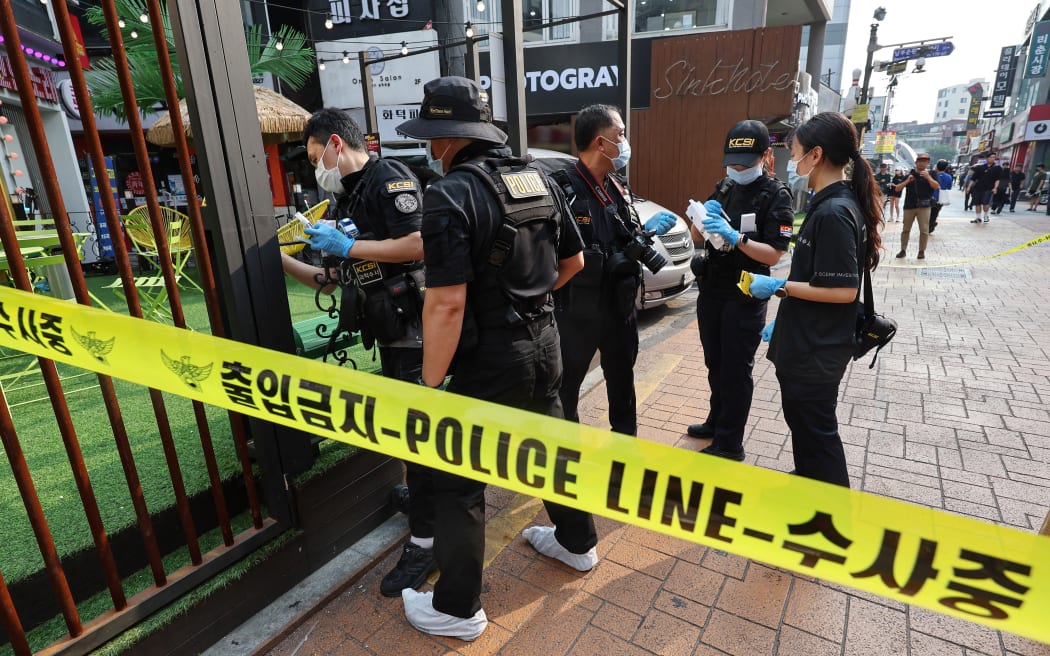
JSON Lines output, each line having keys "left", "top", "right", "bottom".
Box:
{"left": 630, "top": 26, "right": 802, "bottom": 212}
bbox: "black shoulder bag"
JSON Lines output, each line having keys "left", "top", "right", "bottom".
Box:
{"left": 854, "top": 264, "right": 897, "bottom": 369}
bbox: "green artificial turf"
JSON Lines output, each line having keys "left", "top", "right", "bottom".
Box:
{"left": 0, "top": 509, "right": 297, "bottom": 656}
{"left": 0, "top": 271, "right": 378, "bottom": 588}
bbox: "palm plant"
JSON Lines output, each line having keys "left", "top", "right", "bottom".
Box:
{"left": 84, "top": 0, "right": 314, "bottom": 121}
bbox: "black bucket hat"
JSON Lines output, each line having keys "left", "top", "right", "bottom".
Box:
{"left": 723, "top": 119, "right": 770, "bottom": 166}
{"left": 397, "top": 76, "right": 508, "bottom": 144}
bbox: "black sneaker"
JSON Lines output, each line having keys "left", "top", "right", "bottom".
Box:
{"left": 380, "top": 542, "right": 437, "bottom": 597}
{"left": 700, "top": 444, "right": 745, "bottom": 461}
{"left": 686, "top": 423, "right": 715, "bottom": 438}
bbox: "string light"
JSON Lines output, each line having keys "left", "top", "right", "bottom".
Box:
{"left": 275, "top": 37, "right": 284, "bottom": 51}
{"left": 118, "top": 18, "right": 126, "bottom": 28}
{"left": 342, "top": 51, "right": 350, "bottom": 64}
{"left": 130, "top": 30, "right": 138, "bottom": 39}
{"left": 465, "top": 21, "right": 474, "bottom": 38}
{"left": 318, "top": 59, "right": 326, "bottom": 70}
{"left": 476, "top": 0, "right": 485, "bottom": 11}
{"left": 139, "top": 12, "right": 149, "bottom": 23}
{"left": 400, "top": 41, "right": 408, "bottom": 56}
{"left": 324, "top": 13, "right": 334, "bottom": 29}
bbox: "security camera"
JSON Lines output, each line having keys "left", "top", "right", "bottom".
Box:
{"left": 915, "top": 56, "right": 926, "bottom": 72}
{"left": 873, "top": 6, "right": 887, "bottom": 20}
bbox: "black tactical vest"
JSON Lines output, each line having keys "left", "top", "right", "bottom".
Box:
{"left": 452, "top": 157, "right": 561, "bottom": 326}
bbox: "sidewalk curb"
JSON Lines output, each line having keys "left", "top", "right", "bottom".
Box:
{"left": 201, "top": 515, "right": 409, "bottom": 656}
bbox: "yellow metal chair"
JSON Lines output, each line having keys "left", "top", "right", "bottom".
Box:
{"left": 277, "top": 199, "right": 330, "bottom": 255}
{"left": 123, "top": 205, "right": 202, "bottom": 293}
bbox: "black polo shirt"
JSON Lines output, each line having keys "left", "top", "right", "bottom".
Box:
{"left": 703, "top": 175, "right": 794, "bottom": 298}
{"left": 335, "top": 156, "right": 422, "bottom": 247}
{"left": 767, "top": 180, "right": 863, "bottom": 383}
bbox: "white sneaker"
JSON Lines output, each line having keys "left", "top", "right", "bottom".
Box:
{"left": 402, "top": 589, "right": 487, "bottom": 641}
{"left": 522, "top": 526, "right": 598, "bottom": 572}
{"left": 983, "top": 216, "right": 990, "bottom": 223}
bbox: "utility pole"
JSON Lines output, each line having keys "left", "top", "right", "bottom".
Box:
{"left": 860, "top": 21, "right": 879, "bottom": 106}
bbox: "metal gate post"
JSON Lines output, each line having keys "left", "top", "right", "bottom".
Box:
{"left": 499, "top": 0, "right": 527, "bottom": 155}
{"left": 166, "top": 0, "right": 315, "bottom": 526}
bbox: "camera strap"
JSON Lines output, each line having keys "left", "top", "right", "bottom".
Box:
{"left": 573, "top": 162, "right": 639, "bottom": 234}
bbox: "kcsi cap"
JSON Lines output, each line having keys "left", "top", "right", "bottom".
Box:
{"left": 397, "top": 76, "right": 508, "bottom": 144}
{"left": 723, "top": 120, "right": 770, "bottom": 166}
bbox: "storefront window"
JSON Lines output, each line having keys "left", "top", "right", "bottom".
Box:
{"left": 635, "top": 0, "right": 719, "bottom": 33}
{"left": 466, "top": 0, "right": 578, "bottom": 43}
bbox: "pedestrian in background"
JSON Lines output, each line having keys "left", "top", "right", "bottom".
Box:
{"left": 893, "top": 153, "right": 938, "bottom": 260}
{"left": 745, "top": 111, "right": 882, "bottom": 488}
{"left": 685, "top": 120, "right": 794, "bottom": 461}
{"left": 396, "top": 76, "right": 597, "bottom": 642}
{"left": 929, "top": 159, "right": 952, "bottom": 233}
{"left": 874, "top": 162, "right": 893, "bottom": 210}
{"left": 1027, "top": 163, "right": 1046, "bottom": 211}
{"left": 968, "top": 154, "right": 1001, "bottom": 224}
{"left": 887, "top": 167, "right": 904, "bottom": 222}
{"left": 1007, "top": 164, "right": 1026, "bottom": 213}
{"left": 991, "top": 163, "right": 1011, "bottom": 215}
{"left": 962, "top": 166, "right": 973, "bottom": 210}
{"left": 551, "top": 104, "right": 676, "bottom": 438}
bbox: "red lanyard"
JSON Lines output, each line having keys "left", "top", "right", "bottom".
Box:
{"left": 575, "top": 162, "right": 614, "bottom": 208}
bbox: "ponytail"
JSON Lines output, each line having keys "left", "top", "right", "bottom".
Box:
{"left": 848, "top": 150, "right": 883, "bottom": 272}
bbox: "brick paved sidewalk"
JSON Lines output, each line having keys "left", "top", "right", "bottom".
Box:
{"left": 266, "top": 196, "right": 1050, "bottom": 656}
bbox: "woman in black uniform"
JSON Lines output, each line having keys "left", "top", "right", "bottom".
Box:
{"left": 745, "top": 112, "right": 883, "bottom": 487}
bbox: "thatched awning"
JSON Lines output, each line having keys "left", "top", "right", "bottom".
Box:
{"left": 146, "top": 85, "right": 311, "bottom": 147}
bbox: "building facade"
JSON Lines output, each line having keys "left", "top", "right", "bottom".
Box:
{"left": 934, "top": 79, "right": 987, "bottom": 122}
{"left": 798, "top": 0, "right": 850, "bottom": 92}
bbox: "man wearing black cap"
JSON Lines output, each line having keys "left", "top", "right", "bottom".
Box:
{"left": 396, "top": 76, "right": 597, "bottom": 642}
{"left": 550, "top": 104, "right": 676, "bottom": 438}
{"left": 893, "top": 152, "right": 939, "bottom": 259}
{"left": 686, "top": 120, "right": 794, "bottom": 461}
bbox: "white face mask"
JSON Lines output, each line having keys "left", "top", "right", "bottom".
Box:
{"left": 600, "top": 135, "right": 631, "bottom": 170}
{"left": 314, "top": 139, "right": 343, "bottom": 193}
{"left": 726, "top": 162, "right": 763, "bottom": 185}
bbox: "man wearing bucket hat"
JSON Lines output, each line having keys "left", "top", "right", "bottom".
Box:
{"left": 396, "top": 76, "right": 597, "bottom": 642}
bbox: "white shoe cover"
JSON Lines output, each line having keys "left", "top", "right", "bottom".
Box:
{"left": 522, "top": 526, "right": 598, "bottom": 572}
{"left": 402, "top": 589, "right": 487, "bottom": 641}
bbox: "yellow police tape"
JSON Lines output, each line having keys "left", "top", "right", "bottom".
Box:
{"left": 1, "top": 286, "right": 1048, "bottom": 644}
{"left": 886, "top": 231, "right": 1050, "bottom": 269}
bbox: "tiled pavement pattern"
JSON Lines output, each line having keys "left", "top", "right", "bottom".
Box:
{"left": 268, "top": 195, "right": 1050, "bottom": 655}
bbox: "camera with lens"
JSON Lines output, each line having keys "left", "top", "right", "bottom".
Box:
{"left": 621, "top": 229, "right": 667, "bottom": 274}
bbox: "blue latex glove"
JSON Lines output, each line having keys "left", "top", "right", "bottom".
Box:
{"left": 644, "top": 211, "right": 676, "bottom": 236}
{"left": 700, "top": 215, "right": 740, "bottom": 247}
{"left": 748, "top": 274, "right": 786, "bottom": 299}
{"left": 302, "top": 222, "right": 354, "bottom": 258}
{"left": 703, "top": 199, "right": 723, "bottom": 217}
{"left": 761, "top": 320, "right": 775, "bottom": 342}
